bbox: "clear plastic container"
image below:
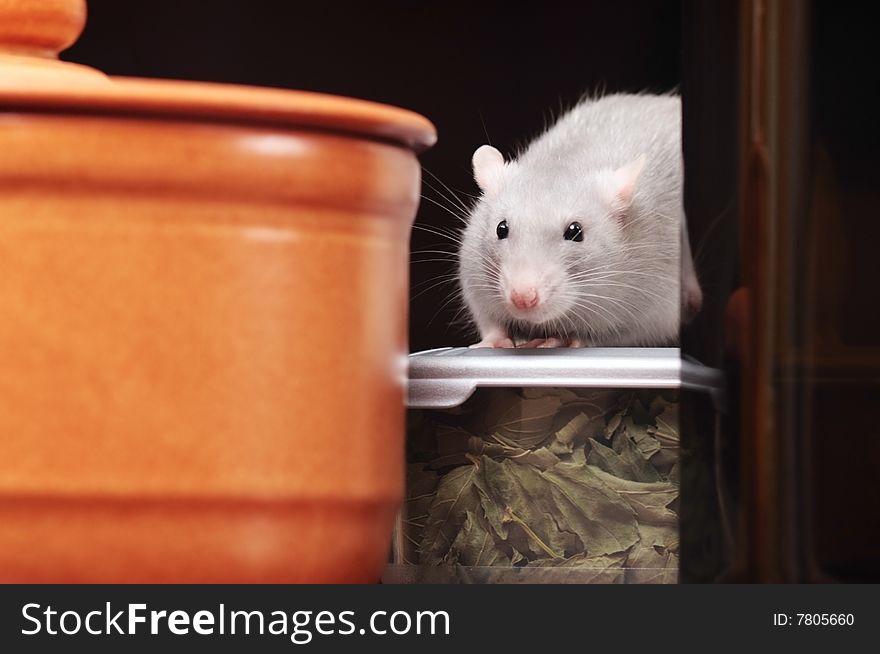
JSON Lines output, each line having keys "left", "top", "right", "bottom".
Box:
{"left": 384, "top": 348, "right": 724, "bottom": 584}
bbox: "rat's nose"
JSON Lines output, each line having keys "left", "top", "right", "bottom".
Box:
{"left": 510, "top": 288, "right": 539, "bottom": 310}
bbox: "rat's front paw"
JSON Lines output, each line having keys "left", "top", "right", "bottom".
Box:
{"left": 537, "top": 337, "right": 568, "bottom": 348}
{"left": 469, "top": 328, "right": 515, "bottom": 348}
{"left": 520, "top": 337, "right": 585, "bottom": 348}
{"left": 470, "top": 336, "right": 515, "bottom": 348}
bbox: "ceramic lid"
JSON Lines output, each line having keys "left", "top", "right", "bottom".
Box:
{"left": 0, "top": 0, "right": 437, "bottom": 150}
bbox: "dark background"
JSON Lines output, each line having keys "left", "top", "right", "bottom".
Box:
{"left": 64, "top": 0, "right": 682, "bottom": 352}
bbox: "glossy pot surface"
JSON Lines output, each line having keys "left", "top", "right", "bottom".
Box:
{"left": 0, "top": 0, "right": 435, "bottom": 582}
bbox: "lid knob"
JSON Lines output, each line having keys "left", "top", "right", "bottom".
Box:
{"left": 0, "top": 0, "right": 106, "bottom": 83}
{"left": 0, "top": 0, "right": 86, "bottom": 57}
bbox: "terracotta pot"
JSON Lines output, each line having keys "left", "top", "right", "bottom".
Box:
{"left": 0, "top": 0, "right": 435, "bottom": 582}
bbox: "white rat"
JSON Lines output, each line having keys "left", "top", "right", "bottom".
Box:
{"left": 458, "top": 92, "right": 702, "bottom": 348}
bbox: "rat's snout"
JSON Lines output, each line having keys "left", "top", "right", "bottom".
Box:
{"left": 501, "top": 262, "right": 559, "bottom": 322}
{"left": 502, "top": 265, "right": 552, "bottom": 320}
{"left": 510, "top": 287, "right": 540, "bottom": 311}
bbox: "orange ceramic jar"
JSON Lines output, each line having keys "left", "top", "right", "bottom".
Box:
{"left": 0, "top": 0, "right": 435, "bottom": 582}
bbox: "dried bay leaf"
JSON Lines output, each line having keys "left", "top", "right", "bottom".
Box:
{"left": 524, "top": 550, "right": 628, "bottom": 584}
{"left": 613, "top": 487, "right": 677, "bottom": 526}
{"left": 584, "top": 464, "right": 678, "bottom": 525}
{"left": 654, "top": 403, "right": 680, "bottom": 437}
{"left": 547, "top": 420, "right": 582, "bottom": 455}
{"left": 539, "top": 462, "right": 640, "bottom": 556}
{"left": 590, "top": 466, "right": 678, "bottom": 527}
{"left": 446, "top": 510, "right": 511, "bottom": 567}
{"left": 472, "top": 457, "right": 576, "bottom": 559}
{"left": 623, "top": 417, "right": 662, "bottom": 460}
{"left": 646, "top": 427, "right": 679, "bottom": 449}
{"left": 625, "top": 548, "right": 678, "bottom": 584}
{"left": 604, "top": 411, "right": 624, "bottom": 440}
{"left": 548, "top": 438, "right": 575, "bottom": 456}
{"left": 640, "top": 522, "right": 680, "bottom": 554}
{"left": 613, "top": 431, "right": 664, "bottom": 482}
{"left": 584, "top": 463, "right": 675, "bottom": 493}
{"left": 467, "top": 436, "right": 512, "bottom": 459}
{"left": 625, "top": 523, "right": 679, "bottom": 584}
{"left": 646, "top": 405, "right": 680, "bottom": 471}
{"left": 419, "top": 461, "right": 482, "bottom": 565}
{"left": 482, "top": 393, "right": 562, "bottom": 449}
{"left": 466, "top": 436, "right": 561, "bottom": 471}
{"left": 508, "top": 447, "right": 561, "bottom": 470}
{"left": 586, "top": 437, "right": 662, "bottom": 483}
{"left": 649, "top": 446, "right": 679, "bottom": 471}
{"left": 553, "top": 412, "right": 590, "bottom": 447}
{"left": 528, "top": 550, "right": 628, "bottom": 568}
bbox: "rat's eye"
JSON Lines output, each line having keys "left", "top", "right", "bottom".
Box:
{"left": 496, "top": 220, "right": 509, "bottom": 240}
{"left": 564, "top": 221, "right": 584, "bottom": 242}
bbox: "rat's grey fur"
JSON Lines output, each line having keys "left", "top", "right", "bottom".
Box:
{"left": 459, "top": 93, "right": 693, "bottom": 346}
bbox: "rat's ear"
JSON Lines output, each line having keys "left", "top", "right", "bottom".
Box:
{"left": 472, "top": 145, "right": 506, "bottom": 194}
{"left": 598, "top": 154, "right": 647, "bottom": 210}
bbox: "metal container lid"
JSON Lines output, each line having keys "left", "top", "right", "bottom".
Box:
{"left": 408, "top": 347, "right": 725, "bottom": 409}
{"left": 0, "top": 0, "right": 436, "bottom": 151}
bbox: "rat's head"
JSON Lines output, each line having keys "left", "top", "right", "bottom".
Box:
{"left": 460, "top": 144, "right": 650, "bottom": 340}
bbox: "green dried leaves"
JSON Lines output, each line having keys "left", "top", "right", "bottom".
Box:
{"left": 625, "top": 523, "right": 679, "bottom": 584}
{"left": 404, "top": 387, "right": 680, "bottom": 583}
{"left": 418, "top": 461, "right": 482, "bottom": 565}
{"left": 447, "top": 510, "right": 511, "bottom": 567}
